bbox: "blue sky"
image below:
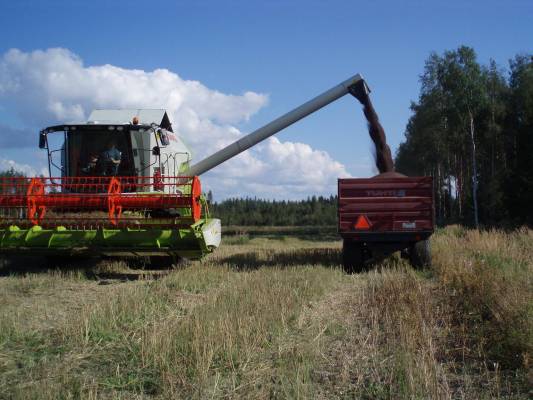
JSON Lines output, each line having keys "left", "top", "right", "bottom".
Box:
{"left": 0, "top": 0, "right": 532, "bottom": 199}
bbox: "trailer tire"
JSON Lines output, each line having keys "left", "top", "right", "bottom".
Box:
{"left": 409, "top": 239, "right": 431, "bottom": 269}
{"left": 342, "top": 240, "right": 365, "bottom": 274}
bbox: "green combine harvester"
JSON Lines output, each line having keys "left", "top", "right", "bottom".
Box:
{"left": 0, "top": 74, "right": 370, "bottom": 266}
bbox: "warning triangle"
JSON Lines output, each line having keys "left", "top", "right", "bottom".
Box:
{"left": 354, "top": 215, "right": 371, "bottom": 230}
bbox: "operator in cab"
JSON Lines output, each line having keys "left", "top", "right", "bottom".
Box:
{"left": 97, "top": 140, "right": 122, "bottom": 176}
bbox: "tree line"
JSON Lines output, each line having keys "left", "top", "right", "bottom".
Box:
{"left": 209, "top": 195, "right": 337, "bottom": 226}
{"left": 395, "top": 46, "right": 533, "bottom": 227}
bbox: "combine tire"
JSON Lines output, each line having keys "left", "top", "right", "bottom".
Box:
{"left": 342, "top": 240, "right": 365, "bottom": 274}
{"left": 149, "top": 255, "right": 187, "bottom": 269}
{"left": 409, "top": 239, "right": 431, "bottom": 269}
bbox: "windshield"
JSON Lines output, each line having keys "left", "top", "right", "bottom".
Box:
{"left": 67, "top": 128, "right": 134, "bottom": 177}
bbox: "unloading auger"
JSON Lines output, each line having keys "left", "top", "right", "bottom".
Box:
{"left": 0, "top": 74, "right": 370, "bottom": 265}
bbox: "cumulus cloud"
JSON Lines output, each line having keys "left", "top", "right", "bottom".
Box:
{"left": 0, "top": 158, "right": 39, "bottom": 176}
{"left": 203, "top": 137, "right": 349, "bottom": 199}
{"left": 0, "top": 48, "right": 350, "bottom": 199}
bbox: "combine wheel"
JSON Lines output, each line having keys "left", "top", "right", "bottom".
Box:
{"left": 45, "top": 256, "right": 95, "bottom": 269}
{"left": 342, "top": 240, "right": 365, "bottom": 274}
{"left": 409, "top": 239, "right": 432, "bottom": 269}
{"left": 149, "top": 255, "right": 187, "bottom": 270}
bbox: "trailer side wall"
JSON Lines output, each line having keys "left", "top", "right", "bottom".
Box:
{"left": 338, "top": 176, "right": 434, "bottom": 240}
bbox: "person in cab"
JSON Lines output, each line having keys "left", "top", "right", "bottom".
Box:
{"left": 97, "top": 140, "right": 122, "bottom": 176}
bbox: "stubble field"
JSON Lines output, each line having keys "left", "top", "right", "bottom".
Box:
{"left": 0, "top": 226, "right": 531, "bottom": 399}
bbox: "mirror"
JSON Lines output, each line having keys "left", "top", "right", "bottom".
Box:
{"left": 157, "top": 129, "right": 170, "bottom": 146}
{"left": 152, "top": 146, "right": 160, "bottom": 156}
{"left": 39, "top": 131, "right": 47, "bottom": 149}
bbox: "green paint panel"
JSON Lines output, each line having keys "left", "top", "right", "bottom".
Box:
{"left": 0, "top": 219, "right": 217, "bottom": 260}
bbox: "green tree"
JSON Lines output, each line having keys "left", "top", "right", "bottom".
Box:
{"left": 396, "top": 46, "right": 518, "bottom": 227}
{"left": 504, "top": 55, "right": 533, "bottom": 225}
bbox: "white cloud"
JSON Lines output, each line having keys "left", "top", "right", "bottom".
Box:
{"left": 0, "top": 48, "right": 350, "bottom": 199}
{"left": 0, "top": 159, "right": 40, "bottom": 176}
{"left": 203, "top": 137, "right": 349, "bottom": 199}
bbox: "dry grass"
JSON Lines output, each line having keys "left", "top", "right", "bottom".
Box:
{"left": 0, "top": 229, "right": 531, "bottom": 399}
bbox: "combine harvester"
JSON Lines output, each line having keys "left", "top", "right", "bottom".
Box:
{"left": 0, "top": 74, "right": 433, "bottom": 269}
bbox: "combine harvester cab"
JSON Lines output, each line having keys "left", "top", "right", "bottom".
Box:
{"left": 0, "top": 109, "right": 221, "bottom": 265}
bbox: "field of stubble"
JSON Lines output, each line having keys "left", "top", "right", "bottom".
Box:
{"left": 0, "top": 226, "right": 531, "bottom": 399}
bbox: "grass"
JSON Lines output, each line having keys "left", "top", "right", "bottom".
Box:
{"left": 0, "top": 227, "right": 531, "bottom": 399}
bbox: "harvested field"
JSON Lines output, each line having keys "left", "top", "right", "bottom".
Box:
{"left": 0, "top": 227, "right": 531, "bottom": 399}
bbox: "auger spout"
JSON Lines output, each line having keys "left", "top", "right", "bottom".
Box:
{"left": 185, "top": 73, "right": 369, "bottom": 177}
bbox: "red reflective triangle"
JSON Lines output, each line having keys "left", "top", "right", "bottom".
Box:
{"left": 354, "top": 215, "right": 371, "bottom": 230}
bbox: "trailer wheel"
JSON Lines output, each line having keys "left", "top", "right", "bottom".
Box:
{"left": 409, "top": 239, "right": 431, "bottom": 269}
{"left": 342, "top": 240, "right": 364, "bottom": 274}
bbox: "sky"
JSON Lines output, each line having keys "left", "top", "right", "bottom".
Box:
{"left": 0, "top": 0, "right": 531, "bottom": 200}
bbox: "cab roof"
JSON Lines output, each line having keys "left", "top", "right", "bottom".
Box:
{"left": 88, "top": 109, "right": 173, "bottom": 131}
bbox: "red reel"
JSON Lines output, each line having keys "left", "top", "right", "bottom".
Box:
{"left": 26, "top": 178, "right": 46, "bottom": 225}
{"left": 107, "top": 177, "right": 122, "bottom": 226}
{"left": 191, "top": 176, "right": 202, "bottom": 222}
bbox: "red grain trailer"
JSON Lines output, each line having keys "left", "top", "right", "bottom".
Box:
{"left": 338, "top": 175, "right": 434, "bottom": 272}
